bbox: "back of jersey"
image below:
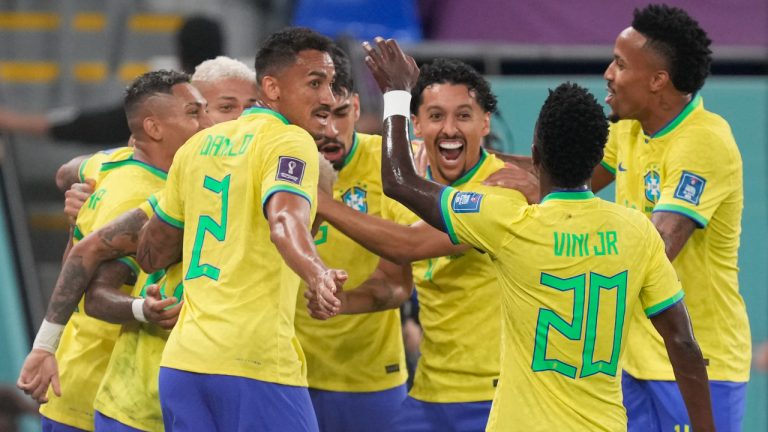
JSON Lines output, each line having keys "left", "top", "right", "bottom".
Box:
{"left": 156, "top": 107, "right": 319, "bottom": 387}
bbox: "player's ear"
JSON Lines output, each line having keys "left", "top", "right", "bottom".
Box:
{"left": 261, "top": 76, "right": 280, "bottom": 102}
{"left": 411, "top": 113, "right": 422, "bottom": 138}
{"left": 481, "top": 111, "right": 491, "bottom": 137}
{"left": 650, "top": 70, "right": 669, "bottom": 93}
{"left": 143, "top": 116, "right": 162, "bottom": 141}
{"left": 352, "top": 94, "right": 361, "bottom": 122}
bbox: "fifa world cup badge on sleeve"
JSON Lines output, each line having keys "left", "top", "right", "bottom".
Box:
{"left": 451, "top": 192, "right": 484, "bottom": 213}
{"left": 276, "top": 156, "right": 306, "bottom": 185}
{"left": 673, "top": 171, "right": 706, "bottom": 205}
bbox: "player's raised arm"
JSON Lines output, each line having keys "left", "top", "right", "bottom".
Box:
{"left": 362, "top": 37, "right": 445, "bottom": 232}
{"left": 650, "top": 301, "right": 715, "bottom": 432}
{"left": 136, "top": 214, "right": 182, "bottom": 273}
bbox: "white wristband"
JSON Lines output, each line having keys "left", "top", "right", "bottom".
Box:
{"left": 32, "top": 319, "right": 65, "bottom": 353}
{"left": 382, "top": 90, "right": 412, "bottom": 120}
{"left": 132, "top": 298, "right": 148, "bottom": 323}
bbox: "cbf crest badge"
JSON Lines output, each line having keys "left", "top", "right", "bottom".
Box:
{"left": 644, "top": 164, "right": 661, "bottom": 203}
{"left": 342, "top": 186, "right": 368, "bottom": 213}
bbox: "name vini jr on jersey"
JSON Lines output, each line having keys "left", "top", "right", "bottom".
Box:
{"left": 553, "top": 231, "right": 618, "bottom": 257}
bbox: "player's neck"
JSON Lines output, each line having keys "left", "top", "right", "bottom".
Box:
{"left": 640, "top": 92, "right": 692, "bottom": 136}
{"left": 132, "top": 140, "right": 172, "bottom": 172}
{"left": 539, "top": 172, "right": 589, "bottom": 199}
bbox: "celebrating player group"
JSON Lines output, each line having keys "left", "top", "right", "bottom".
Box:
{"left": 16, "top": 3, "right": 748, "bottom": 432}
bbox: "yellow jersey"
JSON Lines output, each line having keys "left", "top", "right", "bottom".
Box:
{"left": 295, "top": 133, "right": 407, "bottom": 392}
{"left": 41, "top": 151, "right": 167, "bottom": 430}
{"left": 94, "top": 194, "right": 182, "bottom": 432}
{"left": 442, "top": 188, "right": 684, "bottom": 431}
{"left": 601, "top": 95, "right": 749, "bottom": 382}
{"left": 383, "top": 150, "right": 523, "bottom": 403}
{"left": 78, "top": 147, "right": 133, "bottom": 183}
{"left": 156, "top": 107, "right": 319, "bottom": 386}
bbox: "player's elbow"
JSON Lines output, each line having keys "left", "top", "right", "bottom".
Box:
{"left": 55, "top": 163, "right": 73, "bottom": 192}
{"left": 382, "top": 179, "right": 410, "bottom": 203}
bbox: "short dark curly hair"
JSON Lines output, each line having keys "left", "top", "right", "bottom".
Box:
{"left": 632, "top": 4, "right": 712, "bottom": 93}
{"left": 410, "top": 58, "right": 497, "bottom": 115}
{"left": 535, "top": 83, "right": 608, "bottom": 188}
{"left": 255, "top": 27, "right": 334, "bottom": 82}
{"left": 124, "top": 70, "right": 190, "bottom": 121}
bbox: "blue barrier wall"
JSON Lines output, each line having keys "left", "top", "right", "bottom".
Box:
{"left": 489, "top": 75, "right": 768, "bottom": 431}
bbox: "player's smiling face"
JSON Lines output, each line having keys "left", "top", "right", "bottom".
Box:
{"left": 604, "top": 27, "right": 661, "bottom": 123}
{"left": 316, "top": 90, "right": 360, "bottom": 170}
{"left": 271, "top": 49, "right": 335, "bottom": 139}
{"left": 413, "top": 83, "right": 490, "bottom": 184}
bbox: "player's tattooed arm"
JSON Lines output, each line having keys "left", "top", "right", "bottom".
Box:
{"left": 319, "top": 193, "right": 467, "bottom": 264}
{"left": 136, "top": 214, "right": 182, "bottom": 273}
{"left": 44, "top": 208, "right": 147, "bottom": 324}
{"left": 651, "top": 212, "right": 696, "bottom": 261}
{"left": 55, "top": 154, "right": 90, "bottom": 192}
{"left": 651, "top": 301, "right": 715, "bottom": 432}
{"left": 363, "top": 37, "right": 446, "bottom": 231}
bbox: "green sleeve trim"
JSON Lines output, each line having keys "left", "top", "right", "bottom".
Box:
{"left": 101, "top": 158, "right": 168, "bottom": 181}
{"left": 116, "top": 256, "right": 140, "bottom": 276}
{"left": 600, "top": 160, "right": 616, "bottom": 175}
{"left": 439, "top": 187, "right": 460, "bottom": 245}
{"left": 73, "top": 225, "right": 84, "bottom": 241}
{"left": 78, "top": 158, "right": 90, "bottom": 182}
{"left": 261, "top": 185, "right": 313, "bottom": 217}
{"left": 645, "top": 290, "right": 685, "bottom": 318}
{"left": 652, "top": 203, "right": 708, "bottom": 228}
{"left": 155, "top": 203, "right": 184, "bottom": 229}
{"left": 147, "top": 194, "right": 159, "bottom": 210}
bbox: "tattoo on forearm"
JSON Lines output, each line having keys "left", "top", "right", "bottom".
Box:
{"left": 368, "top": 278, "right": 395, "bottom": 312}
{"left": 46, "top": 256, "right": 88, "bottom": 324}
{"left": 98, "top": 211, "right": 147, "bottom": 257}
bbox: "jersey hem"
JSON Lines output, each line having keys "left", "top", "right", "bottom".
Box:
{"left": 652, "top": 204, "right": 708, "bottom": 228}
{"left": 439, "top": 187, "right": 459, "bottom": 244}
{"left": 261, "top": 185, "right": 312, "bottom": 218}
{"left": 154, "top": 203, "right": 184, "bottom": 229}
{"left": 600, "top": 160, "right": 616, "bottom": 175}
{"left": 644, "top": 290, "right": 685, "bottom": 317}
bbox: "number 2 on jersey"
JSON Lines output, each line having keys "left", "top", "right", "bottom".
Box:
{"left": 186, "top": 175, "right": 230, "bottom": 281}
{"left": 532, "top": 271, "right": 627, "bottom": 379}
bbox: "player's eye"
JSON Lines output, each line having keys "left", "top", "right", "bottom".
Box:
{"left": 218, "top": 104, "right": 234, "bottom": 113}
{"left": 310, "top": 80, "right": 321, "bottom": 88}
{"left": 429, "top": 112, "right": 443, "bottom": 121}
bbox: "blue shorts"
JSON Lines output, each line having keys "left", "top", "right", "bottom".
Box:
{"left": 40, "top": 416, "right": 88, "bottom": 432}
{"left": 158, "top": 367, "right": 319, "bottom": 432}
{"left": 309, "top": 385, "right": 407, "bottom": 432}
{"left": 94, "top": 411, "right": 144, "bottom": 432}
{"left": 622, "top": 371, "right": 746, "bottom": 432}
{"left": 388, "top": 396, "right": 493, "bottom": 432}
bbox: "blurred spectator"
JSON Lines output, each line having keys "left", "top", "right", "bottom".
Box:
{"left": 0, "top": 15, "right": 223, "bottom": 146}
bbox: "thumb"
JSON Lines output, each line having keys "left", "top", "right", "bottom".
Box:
{"left": 145, "top": 284, "right": 162, "bottom": 300}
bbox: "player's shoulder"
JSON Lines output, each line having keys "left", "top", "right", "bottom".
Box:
{"left": 680, "top": 107, "right": 737, "bottom": 150}
{"left": 353, "top": 132, "right": 383, "bottom": 161}
{"left": 597, "top": 199, "right": 655, "bottom": 236}
{"left": 608, "top": 119, "right": 643, "bottom": 139}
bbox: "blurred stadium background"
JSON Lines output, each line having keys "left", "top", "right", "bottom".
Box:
{"left": 0, "top": 0, "right": 765, "bottom": 430}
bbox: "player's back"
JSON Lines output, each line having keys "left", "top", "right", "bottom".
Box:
{"left": 471, "top": 192, "right": 682, "bottom": 431}
{"left": 157, "top": 107, "right": 319, "bottom": 387}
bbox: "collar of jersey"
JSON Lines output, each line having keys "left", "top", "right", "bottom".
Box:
{"left": 240, "top": 106, "right": 290, "bottom": 125}
{"left": 643, "top": 93, "right": 702, "bottom": 140}
{"left": 339, "top": 132, "right": 359, "bottom": 171}
{"left": 426, "top": 147, "right": 488, "bottom": 187}
{"left": 540, "top": 190, "right": 595, "bottom": 204}
{"left": 100, "top": 155, "right": 167, "bottom": 180}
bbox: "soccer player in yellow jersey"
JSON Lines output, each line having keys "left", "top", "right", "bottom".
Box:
{"left": 16, "top": 70, "right": 212, "bottom": 432}
{"left": 135, "top": 28, "right": 345, "bottom": 432}
{"left": 590, "top": 5, "right": 750, "bottom": 431}
{"left": 309, "top": 57, "right": 526, "bottom": 431}
{"left": 362, "top": 37, "right": 716, "bottom": 431}
{"left": 293, "top": 45, "right": 411, "bottom": 432}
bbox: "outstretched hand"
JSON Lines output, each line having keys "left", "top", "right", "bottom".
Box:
{"left": 483, "top": 162, "right": 541, "bottom": 204}
{"left": 362, "top": 37, "right": 419, "bottom": 94}
{"left": 143, "top": 284, "right": 182, "bottom": 330}
{"left": 17, "top": 349, "right": 60, "bottom": 403}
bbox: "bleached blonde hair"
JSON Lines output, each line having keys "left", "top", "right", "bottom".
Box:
{"left": 191, "top": 56, "right": 256, "bottom": 83}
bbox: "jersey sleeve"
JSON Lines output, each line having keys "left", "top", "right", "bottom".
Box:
{"left": 600, "top": 124, "right": 620, "bottom": 175}
{"left": 439, "top": 185, "right": 525, "bottom": 255}
{"left": 653, "top": 129, "right": 736, "bottom": 228}
{"left": 139, "top": 189, "right": 164, "bottom": 219}
{"left": 154, "top": 152, "right": 185, "bottom": 230}
{"left": 260, "top": 126, "right": 319, "bottom": 217}
{"left": 638, "top": 221, "right": 684, "bottom": 317}
{"left": 78, "top": 152, "right": 108, "bottom": 182}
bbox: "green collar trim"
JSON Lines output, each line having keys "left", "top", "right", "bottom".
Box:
{"left": 240, "top": 106, "right": 290, "bottom": 125}
{"left": 541, "top": 190, "right": 595, "bottom": 204}
{"left": 646, "top": 93, "right": 701, "bottom": 139}
{"left": 340, "top": 132, "right": 359, "bottom": 171}
{"left": 426, "top": 148, "right": 488, "bottom": 186}
{"left": 100, "top": 156, "right": 167, "bottom": 181}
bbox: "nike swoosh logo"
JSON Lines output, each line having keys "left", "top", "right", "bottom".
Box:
{"left": 618, "top": 162, "right": 627, "bottom": 172}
